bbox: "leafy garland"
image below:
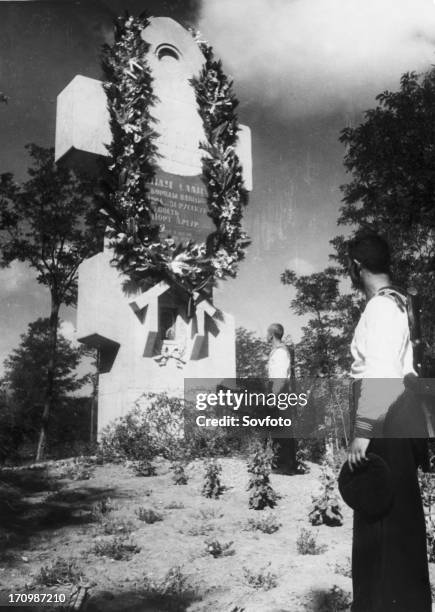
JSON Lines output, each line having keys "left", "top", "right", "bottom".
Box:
{"left": 100, "top": 14, "right": 249, "bottom": 295}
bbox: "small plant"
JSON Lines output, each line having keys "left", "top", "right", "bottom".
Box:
{"left": 33, "top": 557, "right": 85, "bottom": 587}
{"left": 135, "top": 507, "right": 164, "bottom": 523}
{"left": 171, "top": 461, "right": 189, "bottom": 485}
{"left": 296, "top": 528, "right": 327, "bottom": 555}
{"left": 315, "top": 585, "right": 352, "bottom": 611}
{"left": 309, "top": 462, "right": 343, "bottom": 527}
{"left": 165, "top": 501, "right": 185, "bottom": 510}
{"left": 243, "top": 565, "right": 278, "bottom": 591}
{"left": 185, "top": 523, "right": 214, "bottom": 537}
{"left": 131, "top": 459, "right": 157, "bottom": 477}
{"left": 202, "top": 459, "right": 225, "bottom": 499}
{"left": 246, "top": 438, "right": 278, "bottom": 510}
{"left": 100, "top": 517, "right": 136, "bottom": 535}
{"left": 295, "top": 443, "right": 310, "bottom": 474}
{"left": 197, "top": 508, "right": 223, "bottom": 521}
{"left": 142, "top": 566, "right": 199, "bottom": 611}
{"left": 205, "top": 539, "right": 235, "bottom": 558}
{"left": 334, "top": 558, "right": 352, "bottom": 578}
{"left": 90, "top": 497, "right": 115, "bottom": 522}
{"left": 93, "top": 536, "right": 140, "bottom": 560}
{"left": 244, "top": 513, "right": 281, "bottom": 534}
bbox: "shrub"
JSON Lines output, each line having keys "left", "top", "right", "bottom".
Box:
{"left": 98, "top": 394, "right": 184, "bottom": 463}
{"left": 244, "top": 513, "right": 281, "bottom": 534}
{"left": 246, "top": 438, "right": 278, "bottom": 510}
{"left": 185, "top": 523, "right": 214, "bottom": 536}
{"left": 202, "top": 459, "right": 225, "bottom": 499}
{"left": 309, "top": 463, "right": 343, "bottom": 527}
{"left": 171, "top": 461, "right": 188, "bottom": 485}
{"left": 205, "top": 539, "right": 235, "bottom": 558}
{"left": 334, "top": 558, "right": 352, "bottom": 578}
{"left": 33, "top": 557, "right": 84, "bottom": 587}
{"left": 93, "top": 536, "right": 140, "bottom": 560}
{"left": 90, "top": 497, "right": 115, "bottom": 522}
{"left": 296, "top": 528, "right": 327, "bottom": 555}
{"left": 243, "top": 565, "right": 278, "bottom": 591}
{"left": 295, "top": 443, "right": 310, "bottom": 474}
{"left": 314, "top": 585, "right": 352, "bottom": 611}
{"left": 142, "top": 566, "right": 200, "bottom": 611}
{"left": 197, "top": 508, "right": 223, "bottom": 520}
{"left": 135, "top": 507, "right": 164, "bottom": 524}
{"left": 131, "top": 459, "right": 157, "bottom": 477}
{"left": 100, "top": 517, "right": 136, "bottom": 535}
{"left": 419, "top": 472, "right": 435, "bottom": 562}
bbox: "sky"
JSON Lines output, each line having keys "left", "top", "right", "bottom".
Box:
{"left": 1, "top": 0, "right": 435, "bottom": 371}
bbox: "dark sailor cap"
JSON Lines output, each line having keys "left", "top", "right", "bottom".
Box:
{"left": 338, "top": 452, "right": 394, "bottom": 519}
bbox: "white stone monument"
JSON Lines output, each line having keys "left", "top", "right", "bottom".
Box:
{"left": 55, "top": 17, "right": 252, "bottom": 434}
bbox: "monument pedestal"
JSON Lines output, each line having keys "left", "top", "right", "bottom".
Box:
{"left": 77, "top": 251, "right": 235, "bottom": 433}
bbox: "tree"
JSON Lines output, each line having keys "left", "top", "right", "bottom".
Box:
{"left": 337, "top": 69, "right": 435, "bottom": 359}
{"left": 235, "top": 327, "right": 269, "bottom": 379}
{"left": 1, "top": 318, "right": 90, "bottom": 459}
{"left": 0, "top": 145, "right": 101, "bottom": 459}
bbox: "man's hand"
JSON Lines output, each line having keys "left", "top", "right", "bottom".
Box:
{"left": 347, "top": 437, "right": 370, "bottom": 472}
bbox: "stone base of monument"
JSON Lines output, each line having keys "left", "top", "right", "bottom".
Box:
{"left": 77, "top": 251, "right": 235, "bottom": 434}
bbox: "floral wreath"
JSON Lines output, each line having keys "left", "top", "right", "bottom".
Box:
{"left": 99, "top": 13, "right": 250, "bottom": 299}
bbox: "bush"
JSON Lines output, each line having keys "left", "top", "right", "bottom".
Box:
{"left": 165, "top": 501, "right": 185, "bottom": 510}
{"left": 247, "top": 438, "right": 278, "bottom": 510}
{"left": 135, "top": 507, "right": 164, "bottom": 524}
{"left": 309, "top": 462, "right": 343, "bottom": 527}
{"left": 314, "top": 585, "right": 352, "bottom": 611}
{"left": 243, "top": 565, "right": 278, "bottom": 591}
{"left": 142, "top": 566, "right": 200, "bottom": 611}
{"left": 244, "top": 513, "right": 281, "bottom": 534}
{"left": 334, "top": 558, "right": 352, "bottom": 578}
{"left": 131, "top": 459, "right": 157, "bottom": 477}
{"left": 33, "top": 557, "right": 84, "bottom": 587}
{"left": 202, "top": 459, "right": 225, "bottom": 499}
{"left": 100, "top": 517, "right": 136, "bottom": 535}
{"left": 419, "top": 472, "right": 435, "bottom": 562}
{"left": 93, "top": 536, "right": 140, "bottom": 560}
{"left": 205, "top": 539, "right": 235, "bottom": 558}
{"left": 98, "top": 394, "right": 184, "bottom": 463}
{"left": 90, "top": 497, "right": 115, "bottom": 522}
{"left": 171, "top": 461, "right": 188, "bottom": 485}
{"left": 185, "top": 523, "right": 214, "bottom": 536}
{"left": 296, "top": 528, "right": 327, "bottom": 555}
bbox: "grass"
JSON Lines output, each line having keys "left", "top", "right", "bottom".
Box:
{"left": 93, "top": 536, "right": 141, "bottom": 561}
{"left": 100, "top": 516, "right": 136, "bottom": 535}
{"left": 33, "top": 557, "right": 85, "bottom": 587}
{"left": 141, "top": 566, "right": 200, "bottom": 611}
{"left": 296, "top": 528, "right": 327, "bottom": 555}
{"left": 243, "top": 565, "right": 278, "bottom": 591}
{"left": 135, "top": 507, "right": 164, "bottom": 523}
{"left": 184, "top": 523, "right": 214, "bottom": 536}
{"left": 244, "top": 513, "right": 281, "bottom": 534}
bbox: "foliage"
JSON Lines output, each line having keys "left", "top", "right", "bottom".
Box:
{"left": 309, "top": 463, "right": 343, "bottom": 527}
{"left": 334, "top": 558, "right": 352, "bottom": 578}
{"left": 90, "top": 497, "right": 115, "bottom": 522}
{"left": 135, "top": 507, "right": 163, "bottom": 524}
{"left": 295, "top": 443, "right": 310, "bottom": 474}
{"left": 201, "top": 458, "right": 225, "bottom": 498}
{"left": 337, "top": 69, "right": 435, "bottom": 359}
{"left": 296, "top": 528, "right": 327, "bottom": 555}
{"left": 0, "top": 145, "right": 100, "bottom": 459}
{"left": 164, "top": 501, "right": 185, "bottom": 510}
{"left": 185, "top": 523, "right": 214, "bottom": 537}
{"left": 243, "top": 565, "right": 278, "bottom": 591}
{"left": 205, "top": 539, "right": 235, "bottom": 558}
{"left": 314, "top": 585, "right": 352, "bottom": 612}
{"left": 235, "top": 327, "right": 268, "bottom": 378}
{"left": 171, "top": 461, "right": 189, "bottom": 485}
{"left": 0, "top": 318, "right": 91, "bottom": 460}
{"left": 33, "top": 557, "right": 85, "bottom": 587}
{"left": 142, "top": 565, "right": 200, "bottom": 612}
{"left": 99, "top": 15, "right": 249, "bottom": 294}
{"left": 93, "top": 536, "right": 140, "bottom": 560}
{"left": 244, "top": 513, "right": 281, "bottom": 534}
{"left": 246, "top": 438, "right": 278, "bottom": 510}
{"left": 100, "top": 517, "right": 135, "bottom": 536}
{"left": 131, "top": 459, "right": 157, "bottom": 477}
{"left": 98, "top": 393, "right": 184, "bottom": 462}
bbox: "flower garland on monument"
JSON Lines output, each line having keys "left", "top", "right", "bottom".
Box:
{"left": 99, "top": 14, "right": 249, "bottom": 298}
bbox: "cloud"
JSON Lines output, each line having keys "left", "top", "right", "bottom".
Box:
{"left": 0, "top": 261, "right": 35, "bottom": 292}
{"left": 286, "top": 257, "right": 316, "bottom": 275}
{"left": 199, "top": 0, "right": 435, "bottom": 118}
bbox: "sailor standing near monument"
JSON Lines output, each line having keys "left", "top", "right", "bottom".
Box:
{"left": 343, "top": 232, "right": 431, "bottom": 612}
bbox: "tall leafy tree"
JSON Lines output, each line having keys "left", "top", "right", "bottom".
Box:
{"left": 337, "top": 69, "right": 435, "bottom": 357}
{"left": 0, "top": 145, "right": 101, "bottom": 459}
